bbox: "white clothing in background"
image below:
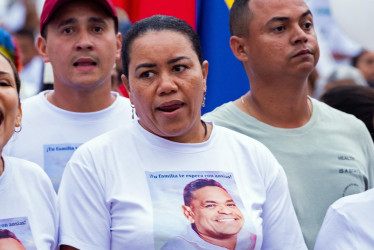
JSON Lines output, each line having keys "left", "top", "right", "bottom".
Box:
{"left": 19, "top": 56, "right": 44, "bottom": 99}
{"left": 314, "top": 188, "right": 374, "bottom": 250}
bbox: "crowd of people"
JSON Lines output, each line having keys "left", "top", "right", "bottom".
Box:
{"left": 0, "top": 0, "right": 373, "bottom": 249}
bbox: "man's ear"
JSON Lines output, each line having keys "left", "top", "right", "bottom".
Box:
{"left": 121, "top": 74, "right": 133, "bottom": 104}
{"left": 182, "top": 205, "right": 195, "bottom": 223}
{"left": 115, "top": 32, "right": 122, "bottom": 61}
{"left": 230, "top": 36, "right": 249, "bottom": 62}
{"left": 37, "top": 35, "right": 50, "bottom": 63}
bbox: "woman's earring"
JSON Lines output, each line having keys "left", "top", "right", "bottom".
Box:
{"left": 131, "top": 104, "right": 135, "bottom": 119}
{"left": 15, "top": 125, "right": 22, "bottom": 133}
{"left": 202, "top": 91, "right": 206, "bottom": 107}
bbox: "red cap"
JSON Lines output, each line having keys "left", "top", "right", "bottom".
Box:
{"left": 40, "top": 0, "right": 118, "bottom": 35}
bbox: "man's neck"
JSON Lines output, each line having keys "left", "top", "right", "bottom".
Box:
{"left": 46, "top": 86, "right": 116, "bottom": 112}
{"left": 236, "top": 78, "right": 312, "bottom": 128}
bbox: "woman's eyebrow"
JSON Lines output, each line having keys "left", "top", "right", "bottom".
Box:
{"left": 167, "top": 56, "right": 189, "bottom": 65}
{"left": 135, "top": 63, "right": 156, "bottom": 72}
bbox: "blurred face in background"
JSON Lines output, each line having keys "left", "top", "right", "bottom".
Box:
{"left": 14, "top": 33, "right": 38, "bottom": 66}
{"left": 355, "top": 51, "right": 374, "bottom": 86}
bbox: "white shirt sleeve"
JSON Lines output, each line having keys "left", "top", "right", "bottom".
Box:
{"left": 58, "top": 150, "right": 111, "bottom": 250}
{"left": 261, "top": 165, "right": 307, "bottom": 250}
{"left": 34, "top": 167, "right": 59, "bottom": 250}
{"left": 314, "top": 206, "right": 357, "bottom": 250}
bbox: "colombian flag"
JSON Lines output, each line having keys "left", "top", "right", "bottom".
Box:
{"left": 197, "top": 0, "right": 249, "bottom": 113}
{"left": 118, "top": 0, "right": 249, "bottom": 113}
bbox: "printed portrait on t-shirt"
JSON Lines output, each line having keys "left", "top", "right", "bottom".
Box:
{"left": 146, "top": 171, "right": 257, "bottom": 250}
{"left": 0, "top": 217, "right": 36, "bottom": 250}
{"left": 0, "top": 229, "right": 25, "bottom": 250}
{"left": 44, "top": 143, "right": 81, "bottom": 191}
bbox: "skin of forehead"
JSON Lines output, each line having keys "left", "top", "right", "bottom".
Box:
{"left": 250, "top": 0, "right": 309, "bottom": 20}
{"left": 48, "top": 0, "right": 114, "bottom": 32}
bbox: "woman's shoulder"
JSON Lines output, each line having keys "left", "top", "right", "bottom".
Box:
{"left": 2, "top": 156, "right": 55, "bottom": 196}
{"left": 212, "top": 123, "right": 281, "bottom": 175}
{"left": 213, "top": 123, "right": 271, "bottom": 150}
{"left": 4, "top": 156, "right": 49, "bottom": 180}
{"left": 81, "top": 122, "right": 137, "bottom": 149}
{"left": 331, "top": 188, "right": 374, "bottom": 213}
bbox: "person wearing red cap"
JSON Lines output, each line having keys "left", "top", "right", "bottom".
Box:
{"left": 4, "top": 0, "right": 133, "bottom": 192}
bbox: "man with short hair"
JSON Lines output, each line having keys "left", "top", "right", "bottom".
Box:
{"left": 162, "top": 179, "right": 256, "bottom": 250}
{"left": 5, "top": 0, "right": 133, "bottom": 191}
{"left": 203, "top": 0, "right": 374, "bottom": 248}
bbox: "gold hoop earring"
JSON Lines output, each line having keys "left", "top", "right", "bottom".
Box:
{"left": 131, "top": 104, "right": 135, "bottom": 119}
{"left": 202, "top": 91, "right": 206, "bottom": 107}
{"left": 15, "top": 126, "right": 22, "bottom": 133}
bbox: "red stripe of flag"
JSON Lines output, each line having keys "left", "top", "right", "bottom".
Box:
{"left": 117, "top": 0, "right": 196, "bottom": 29}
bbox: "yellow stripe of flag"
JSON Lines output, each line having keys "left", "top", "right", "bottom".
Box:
{"left": 225, "top": 0, "right": 235, "bottom": 9}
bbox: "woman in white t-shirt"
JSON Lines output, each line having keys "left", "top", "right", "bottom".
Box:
{"left": 0, "top": 52, "right": 58, "bottom": 249}
{"left": 58, "top": 15, "right": 306, "bottom": 250}
{"left": 315, "top": 188, "right": 374, "bottom": 250}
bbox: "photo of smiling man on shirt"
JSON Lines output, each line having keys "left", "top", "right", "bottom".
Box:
{"left": 160, "top": 178, "right": 257, "bottom": 250}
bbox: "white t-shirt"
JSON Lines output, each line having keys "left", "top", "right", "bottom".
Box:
{"left": 58, "top": 122, "right": 306, "bottom": 250}
{"left": 5, "top": 90, "right": 133, "bottom": 191}
{"left": 0, "top": 156, "right": 58, "bottom": 250}
{"left": 314, "top": 188, "right": 374, "bottom": 250}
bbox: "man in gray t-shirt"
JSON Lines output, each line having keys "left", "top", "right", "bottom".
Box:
{"left": 203, "top": 0, "right": 374, "bottom": 249}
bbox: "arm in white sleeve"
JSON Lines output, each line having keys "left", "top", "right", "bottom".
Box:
{"left": 261, "top": 164, "right": 307, "bottom": 250}
{"left": 58, "top": 149, "right": 111, "bottom": 250}
{"left": 314, "top": 206, "right": 357, "bottom": 250}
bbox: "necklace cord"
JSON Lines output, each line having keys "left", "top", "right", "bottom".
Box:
{"left": 241, "top": 96, "right": 312, "bottom": 118}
